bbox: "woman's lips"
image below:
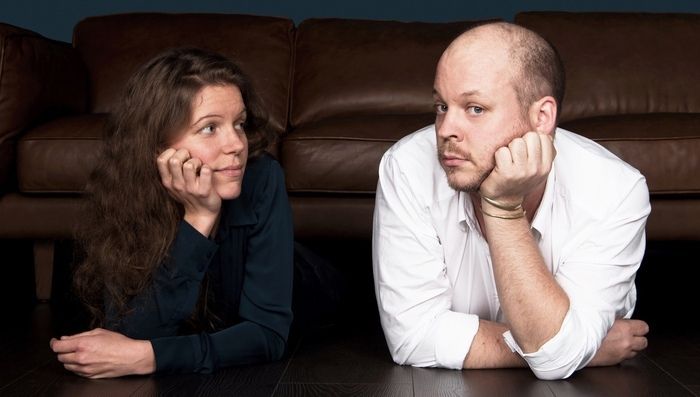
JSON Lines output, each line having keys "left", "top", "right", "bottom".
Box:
{"left": 214, "top": 166, "right": 243, "bottom": 178}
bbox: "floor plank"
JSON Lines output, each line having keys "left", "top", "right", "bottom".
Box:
{"left": 274, "top": 383, "right": 413, "bottom": 397}
{"left": 133, "top": 360, "right": 290, "bottom": 397}
{"left": 546, "top": 355, "right": 693, "bottom": 397}
{"left": 412, "top": 367, "right": 554, "bottom": 397}
{"left": 281, "top": 324, "right": 412, "bottom": 385}
{"left": 0, "top": 360, "right": 148, "bottom": 397}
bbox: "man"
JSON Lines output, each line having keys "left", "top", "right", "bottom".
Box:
{"left": 372, "top": 22, "right": 650, "bottom": 380}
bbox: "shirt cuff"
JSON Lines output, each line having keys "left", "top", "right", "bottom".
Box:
{"left": 151, "top": 333, "right": 213, "bottom": 374}
{"left": 433, "top": 312, "right": 479, "bottom": 369}
{"left": 502, "top": 309, "right": 584, "bottom": 379}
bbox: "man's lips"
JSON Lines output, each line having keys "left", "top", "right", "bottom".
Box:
{"left": 440, "top": 153, "right": 467, "bottom": 167}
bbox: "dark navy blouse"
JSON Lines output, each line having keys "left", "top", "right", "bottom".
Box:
{"left": 108, "top": 154, "right": 294, "bottom": 373}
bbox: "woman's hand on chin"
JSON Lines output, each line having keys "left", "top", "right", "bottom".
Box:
{"left": 50, "top": 328, "right": 155, "bottom": 379}
{"left": 157, "top": 147, "right": 221, "bottom": 236}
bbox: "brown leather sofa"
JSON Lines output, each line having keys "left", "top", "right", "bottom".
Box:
{"left": 1, "top": 12, "right": 699, "bottom": 300}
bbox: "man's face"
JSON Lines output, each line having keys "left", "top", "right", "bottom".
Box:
{"left": 433, "top": 40, "right": 531, "bottom": 192}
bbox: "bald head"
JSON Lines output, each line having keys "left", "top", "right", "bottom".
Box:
{"left": 441, "top": 22, "right": 565, "bottom": 121}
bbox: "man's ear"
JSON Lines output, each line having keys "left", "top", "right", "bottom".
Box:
{"left": 528, "top": 96, "right": 557, "bottom": 135}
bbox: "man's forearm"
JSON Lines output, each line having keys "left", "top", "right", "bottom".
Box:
{"left": 463, "top": 319, "right": 526, "bottom": 369}
{"left": 482, "top": 211, "right": 569, "bottom": 353}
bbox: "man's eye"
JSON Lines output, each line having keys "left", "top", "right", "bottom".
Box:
{"left": 434, "top": 103, "right": 448, "bottom": 114}
{"left": 468, "top": 106, "right": 484, "bottom": 115}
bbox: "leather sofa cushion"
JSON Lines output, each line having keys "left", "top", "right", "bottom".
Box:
{"left": 291, "top": 18, "right": 484, "bottom": 127}
{"left": 282, "top": 114, "right": 434, "bottom": 194}
{"left": 515, "top": 12, "right": 700, "bottom": 123}
{"left": 73, "top": 13, "right": 293, "bottom": 135}
{"left": 17, "top": 115, "right": 104, "bottom": 193}
{"left": 562, "top": 114, "right": 700, "bottom": 195}
{"left": 284, "top": 112, "right": 699, "bottom": 196}
{"left": 0, "top": 23, "right": 86, "bottom": 190}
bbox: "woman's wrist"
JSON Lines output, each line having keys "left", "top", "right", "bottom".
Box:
{"left": 134, "top": 340, "right": 156, "bottom": 375}
{"left": 184, "top": 212, "right": 218, "bottom": 237}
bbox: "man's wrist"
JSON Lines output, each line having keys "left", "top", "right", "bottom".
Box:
{"left": 480, "top": 198, "right": 526, "bottom": 220}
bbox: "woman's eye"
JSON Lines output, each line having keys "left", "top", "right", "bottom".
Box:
{"left": 434, "top": 103, "right": 448, "bottom": 114}
{"left": 235, "top": 121, "right": 246, "bottom": 133}
{"left": 200, "top": 125, "right": 215, "bottom": 135}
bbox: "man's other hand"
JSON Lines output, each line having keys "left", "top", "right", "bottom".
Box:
{"left": 589, "top": 319, "right": 649, "bottom": 367}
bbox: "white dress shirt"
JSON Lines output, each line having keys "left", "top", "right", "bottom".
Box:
{"left": 372, "top": 125, "right": 650, "bottom": 380}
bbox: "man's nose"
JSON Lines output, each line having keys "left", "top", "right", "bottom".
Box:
{"left": 436, "top": 110, "right": 463, "bottom": 141}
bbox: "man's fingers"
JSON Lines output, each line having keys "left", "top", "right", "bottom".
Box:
{"left": 629, "top": 319, "right": 650, "bottom": 336}
{"left": 539, "top": 133, "right": 556, "bottom": 168}
{"left": 507, "top": 137, "right": 527, "bottom": 165}
{"left": 523, "top": 132, "right": 542, "bottom": 168}
{"left": 632, "top": 336, "right": 648, "bottom": 351}
{"left": 494, "top": 146, "right": 513, "bottom": 170}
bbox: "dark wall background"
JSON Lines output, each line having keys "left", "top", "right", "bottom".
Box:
{"left": 1, "top": 0, "right": 699, "bottom": 43}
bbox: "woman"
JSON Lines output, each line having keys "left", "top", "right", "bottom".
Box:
{"left": 50, "top": 48, "right": 293, "bottom": 378}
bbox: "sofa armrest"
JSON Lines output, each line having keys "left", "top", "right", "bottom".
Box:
{"left": 0, "top": 23, "right": 87, "bottom": 191}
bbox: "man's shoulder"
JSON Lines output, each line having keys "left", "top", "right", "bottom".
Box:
{"left": 554, "top": 128, "right": 648, "bottom": 212}
{"left": 379, "top": 124, "right": 454, "bottom": 204}
{"left": 385, "top": 124, "right": 438, "bottom": 162}
{"left": 383, "top": 124, "right": 445, "bottom": 178}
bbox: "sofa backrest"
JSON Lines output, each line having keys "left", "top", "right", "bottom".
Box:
{"left": 290, "top": 18, "right": 481, "bottom": 127}
{"left": 515, "top": 12, "right": 700, "bottom": 123}
{"left": 73, "top": 13, "right": 294, "bottom": 135}
{"left": 516, "top": 12, "right": 700, "bottom": 239}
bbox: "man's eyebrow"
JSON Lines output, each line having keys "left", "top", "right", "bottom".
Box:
{"left": 459, "top": 90, "right": 482, "bottom": 98}
{"left": 432, "top": 89, "right": 483, "bottom": 99}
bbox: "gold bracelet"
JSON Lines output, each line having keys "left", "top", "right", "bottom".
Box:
{"left": 480, "top": 194, "right": 523, "bottom": 211}
{"left": 481, "top": 208, "right": 526, "bottom": 220}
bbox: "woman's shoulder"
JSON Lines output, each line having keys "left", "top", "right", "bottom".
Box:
{"left": 241, "top": 153, "right": 284, "bottom": 197}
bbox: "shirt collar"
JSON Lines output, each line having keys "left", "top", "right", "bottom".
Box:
{"left": 458, "top": 191, "right": 481, "bottom": 234}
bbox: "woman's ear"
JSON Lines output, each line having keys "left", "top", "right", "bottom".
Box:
{"left": 528, "top": 96, "right": 557, "bottom": 135}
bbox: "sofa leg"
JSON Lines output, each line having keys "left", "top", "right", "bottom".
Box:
{"left": 34, "top": 240, "right": 55, "bottom": 302}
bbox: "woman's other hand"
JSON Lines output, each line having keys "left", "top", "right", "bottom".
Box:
{"left": 157, "top": 147, "right": 221, "bottom": 236}
{"left": 50, "top": 328, "right": 155, "bottom": 379}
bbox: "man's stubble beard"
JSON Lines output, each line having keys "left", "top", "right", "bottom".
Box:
{"left": 437, "top": 141, "right": 493, "bottom": 193}
{"left": 443, "top": 164, "right": 491, "bottom": 193}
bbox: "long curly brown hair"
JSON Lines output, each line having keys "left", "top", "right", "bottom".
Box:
{"left": 74, "top": 48, "right": 275, "bottom": 326}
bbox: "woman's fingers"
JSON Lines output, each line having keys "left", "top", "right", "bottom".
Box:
{"left": 182, "top": 157, "right": 203, "bottom": 192}
{"left": 156, "top": 148, "right": 177, "bottom": 187}
{"left": 168, "top": 149, "right": 191, "bottom": 191}
{"left": 198, "top": 165, "right": 213, "bottom": 195}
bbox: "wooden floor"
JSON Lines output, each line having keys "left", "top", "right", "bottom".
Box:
{"left": 0, "top": 303, "right": 698, "bottom": 397}
{"left": 0, "top": 239, "right": 699, "bottom": 396}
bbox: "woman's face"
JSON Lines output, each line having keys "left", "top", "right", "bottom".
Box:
{"left": 170, "top": 84, "right": 249, "bottom": 200}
